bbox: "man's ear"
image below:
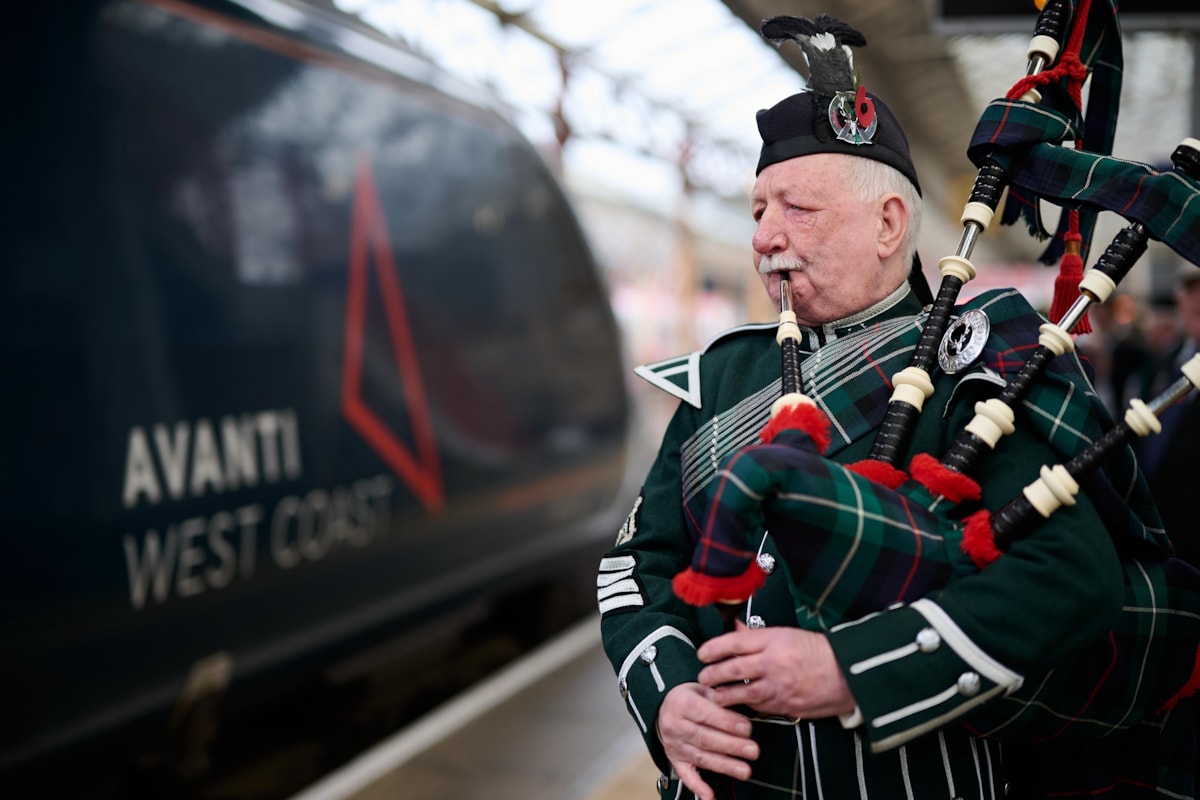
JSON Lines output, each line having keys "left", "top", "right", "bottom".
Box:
{"left": 877, "top": 194, "right": 908, "bottom": 260}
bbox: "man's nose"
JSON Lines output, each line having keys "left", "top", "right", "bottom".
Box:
{"left": 752, "top": 212, "right": 786, "bottom": 255}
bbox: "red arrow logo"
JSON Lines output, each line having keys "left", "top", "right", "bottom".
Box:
{"left": 340, "top": 156, "right": 444, "bottom": 514}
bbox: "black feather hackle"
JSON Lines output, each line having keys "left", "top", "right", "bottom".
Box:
{"left": 760, "top": 14, "right": 866, "bottom": 97}
{"left": 760, "top": 14, "right": 867, "bottom": 49}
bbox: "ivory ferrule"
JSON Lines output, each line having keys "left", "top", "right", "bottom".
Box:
{"left": 938, "top": 255, "right": 976, "bottom": 283}
{"left": 964, "top": 398, "right": 1016, "bottom": 447}
{"left": 771, "top": 392, "right": 816, "bottom": 416}
{"left": 1037, "top": 323, "right": 1074, "bottom": 356}
{"left": 1079, "top": 269, "right": 1116, "bottom": 303}
{"left": 960, "top": 202, "right": 995, "bottom": 230}
{"left": 1183, "top": 353, "right": 1200, "bottom": 391}
{"left": 889, "top": 366, "right": 935, "bottom": 409}
{"left": 776, "top": 309, "right": 801, "bottom": 345}
{"left": 1124, "top": 399, "right": 1163, "bottom": 437}
{"left": 1027, "top": 34, "right": 1060, "bottom": 64}
{"left": 1023, "top": 464, "right": 1079, "bottom": 518}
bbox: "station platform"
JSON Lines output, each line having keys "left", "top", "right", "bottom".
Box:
{"left": 286, "top": 615, "right": 662, "bottom": 800}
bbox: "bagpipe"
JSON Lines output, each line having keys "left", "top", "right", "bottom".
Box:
{"left": 672, "top": 0, "right": 1200, "bottom": 741}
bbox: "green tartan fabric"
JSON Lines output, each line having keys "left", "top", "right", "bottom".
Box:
{"left": 1063, "top": 0, "right": 1122, "bottom": 167}
{"left": 679, "top": 312, "right": 924, "bottom": 509}
{"left": 598, "top": 286, "right": 1197, "bottom": 799}
{"left": 680, "top": 288, "right": 1169, "bottom": 555}
{"left": 684, "top": 426, "right": 1200, "bottom": 743}
{"left": 961, "top": 0, "right": 1124, "bottom": 264}
{"left": 969, "top": 101, "right": 1200, "bottom": 265}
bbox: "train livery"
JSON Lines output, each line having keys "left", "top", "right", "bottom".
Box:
{"left": 2, "top": 0, "right": 631, "bottom": 791}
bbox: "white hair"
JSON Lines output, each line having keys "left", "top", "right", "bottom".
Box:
{"left": 841, "top": 156, "right": 923, "bottom": 268}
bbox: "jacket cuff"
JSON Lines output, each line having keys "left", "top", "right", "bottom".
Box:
{"left": 827, "top": 600, "right": 1023, "bottom": 752}
{"left": 614, "top": 625, "right": 702, "bottom": 773}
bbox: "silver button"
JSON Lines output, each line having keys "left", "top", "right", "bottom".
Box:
{"left": 618, "top": 678, "right": 628, "bottom": 699}
{"left": 656, "top": 774, "right": 670, "bottom": 792}
{"left": 756, "top": 553, "right": 776, "bottom": 574}
{"left": 957, "top": 672, "right": 981, "bottom": 696}
{"left": 747, "top": 615, "right": 766, "bottom": 629}
{"left": 639, "top": 645, "right": 657, "bottom": 665}
{"left": 916, "top": 627, "right": 941, "bottom": 653}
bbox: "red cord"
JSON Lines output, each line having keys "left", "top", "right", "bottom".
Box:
{"left": 1005, "top": 0, "right": 1091, "bottom": 108}
{"left": 1006, "top": 0, "right": 1093, "bottom": 333}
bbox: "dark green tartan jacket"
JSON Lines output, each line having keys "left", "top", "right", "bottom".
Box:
{"left": 597, "top": 284, "right": 1197, "bottom": 799}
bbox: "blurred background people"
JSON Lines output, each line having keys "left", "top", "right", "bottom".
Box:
{"left": 1077, "top": 293, "right": 1147, "bottom": 417}
{"left": 1138, "top": 265, "right": 1200, "bottom": 566}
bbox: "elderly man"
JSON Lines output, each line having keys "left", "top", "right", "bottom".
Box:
{"left": 597, "top": 15, "right": 1194, "bottom": 800}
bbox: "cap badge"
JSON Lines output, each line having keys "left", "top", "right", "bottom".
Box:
{"left": 828, "top": 85, "right": 877, "bottom": 145}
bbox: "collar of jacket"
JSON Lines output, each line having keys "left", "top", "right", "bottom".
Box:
{"left": 796, "top": 281, "right": 921, "bottom": 350}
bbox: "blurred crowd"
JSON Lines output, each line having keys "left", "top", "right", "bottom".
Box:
{"left": 1078, "top": 265, "right": 1200, "bottom": 564}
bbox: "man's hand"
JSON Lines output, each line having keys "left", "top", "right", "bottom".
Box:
{"left": 697, "top": 622, "right": 856, "bottom": 720}
{"left": 656, "top": 682, "right": 759, "bottom": 800}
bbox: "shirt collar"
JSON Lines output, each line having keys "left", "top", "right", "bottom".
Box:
{"left": 797, "top": 281, "right": 922, "bottom": 350}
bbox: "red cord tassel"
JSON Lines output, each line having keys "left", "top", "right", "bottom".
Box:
{"left": 1049, "top": 219, "right": 1091, "bottom": 334}
{"left": 1006, "top": 0, "right": 1093, "bottom": 336}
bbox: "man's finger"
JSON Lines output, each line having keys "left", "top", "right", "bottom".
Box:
{"left": 672, "top": 762, "right": 714, "bottom": 800}
{"left": 680, "top": 745, "right": 755, "bottom": 782}
{"left": 697, "top": 653, "right": 759, "bottom": 689}
{"left": 696, "top": 620, "right": 757, "bottom": 663}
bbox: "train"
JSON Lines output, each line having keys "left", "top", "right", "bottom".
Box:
{"left": 1, "top": 0, "right": 632, "bottom": 794}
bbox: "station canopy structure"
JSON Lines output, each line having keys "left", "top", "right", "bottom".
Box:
{"left": 333, "top": 0, "right": 1196, "bottom": 293}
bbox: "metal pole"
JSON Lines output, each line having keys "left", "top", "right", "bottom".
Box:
{"left": 1193, "top": 34, "right": 1200, "bottom": 139}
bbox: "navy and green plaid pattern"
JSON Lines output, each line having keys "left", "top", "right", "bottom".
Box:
{"left": 970, "top": 104, "right": 1200, "bottom": 266}
{"left": 678, "top": 313, "right": 922, "bottom": 509}
{"left": 683, "top": 387, "right": 1200, "bottom": 745}
{"left": 685, "top": 429, "right": 963, "bottom": 627}
{"left": 968, "top": 555, "right": 1200, "bottom": 741}
{"left": 964, "top": 0, "right": 1125, "bottom": 265}
{"left": 680, "top": 288, "right": 1169, "bottom": 556}
{"left": 965, "top": 0, "right": 1200, "bottom": 268}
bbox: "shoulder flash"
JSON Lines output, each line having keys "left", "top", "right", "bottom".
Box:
{"left": 634, "top": 322, "right": 776, "bottom": 408}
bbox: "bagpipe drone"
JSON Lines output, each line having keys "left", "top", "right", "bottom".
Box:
{"left": 672, "top": 2, "right": 1200, "bottom": 741}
